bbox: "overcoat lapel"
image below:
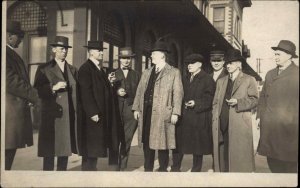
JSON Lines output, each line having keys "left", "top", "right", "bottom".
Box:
{"left": 48, "top": 60, "right": 65, "bottom": 81}
{"left": 231, "top": 72, "right": 244, "bottom": 95}
{"left": 218, "top": 76, "right": 228, "bottom": 115}
{"left": 156, "top": 64, "right": 172, "bottom": 82}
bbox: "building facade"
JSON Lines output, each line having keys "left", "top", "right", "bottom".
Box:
{"left": 6, "top": 0, "right": 259, "bottom": 82}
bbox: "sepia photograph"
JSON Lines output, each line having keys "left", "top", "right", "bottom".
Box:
{"left": 1, "top": 0, "right": 298, "bottom": 187}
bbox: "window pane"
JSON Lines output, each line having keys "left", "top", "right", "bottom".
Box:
{"left": 103, "top": 42, "right": 110, "bottom": 68}
{"left": 142, "top": 55, "right": 146, "bottom": 71}
{"left": 30, "top": 36, "right": 47, "bottom": 64}
{"left": 113, "top": 46, "right": 119, "bottom": 69}
{"left": 214, "top": 21, "right": 225, "bottom": 33}
{"left": 213, "top": 7, "right": 225, "bottom": 21}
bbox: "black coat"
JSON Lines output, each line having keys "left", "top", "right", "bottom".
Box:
{"left": 34, "top": 59, "right": 78, "bottom": 157}
{"left": 177, "top": 70, "right": 216, "bottom": 155}
{"left": 77, "top": 60, "right": 124, "bottom": 163}
{"left": 5, "top": 46, "right": 39, "bottom": 149}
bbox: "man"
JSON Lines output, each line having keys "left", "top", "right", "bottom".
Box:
{"left": 257, "top": 40, "right": 299, "bottom": 173}
{"left": 5, "top": 20, "right": 40, "bottom": 170}
{"left": 132, "top": 41, "right": 184, "bottom": 172}
{"left": 34, "top": 36, "right": 78, "bottom": 171}
{"left": 212, "top": 49, "right": 258, "bottom": 172}
{"left": 172, "top": 54, "right": 215, "bottom": 172}
{"left": 78, "top": 41, "right": 123, "bottom": 171}
{"left": 114, "top": 47, "right": 140, "bottom": 171}
{"left": 210, "top": 50, "right": 227, "bottom": 82}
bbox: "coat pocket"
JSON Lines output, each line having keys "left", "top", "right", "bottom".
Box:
{"left": 164, "top": 106, "right": 173, "bottom": 122}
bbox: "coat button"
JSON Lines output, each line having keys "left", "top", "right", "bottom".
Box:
{"left": 58, "top": 95, "right": 62, "bottom": 99}
{"left": 59, "top": 108, "right": 62, "bottom": 111}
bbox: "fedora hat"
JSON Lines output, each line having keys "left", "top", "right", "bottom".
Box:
{"left": 184, "top": 54, "right": 205, "bottom": 64}
{"left": 83, "top": 41, "right": 106, "bottom": 50}
{"left": 50, "top": 36, "right": 72, "bottom": 48}
{"left": 271, "top": 40, "right": 298, "bottom": 58}
{"left": 150, "top": 41, "right": 170, "bottom": 53}
{"left": 210, "top": 50, "right": 225, "bottom": 61}
{"left": 117, "top": 47, "right": 135, "bottom": 58}
{"left": 224, "top": 49, "right": 245, "bottom": 64}
{"left": 7, "top": 20, "right": 25, "bottom": 37}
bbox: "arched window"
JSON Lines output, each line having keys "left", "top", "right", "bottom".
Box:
{"left": 103, "top": 11, "right": 125, "bottom": 71}
{"left": 142, "top": 30, "right": 156, "bottom": 71}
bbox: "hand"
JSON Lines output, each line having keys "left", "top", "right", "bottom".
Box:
{"left": 171, "top": 114, "right": 178, "bottom": 124}
{"left": 91, "top": 114, "right": 100, "bottom": 123}
{"left": 134, "top": 111, "right": 140, "bottom": 120}
{"left": 108, "top": 72, "right": 116, "bottom": 83}
{"left": 226, "top": 98, "right": 238, "bottom": 106}
{"left": 52, "top": 81, "right": 67, "bottom": 91}
{"left": 117, "top": 88, "right": 127, "bottom": 97}
{"left": 185, "top": 100, "right": 195, "bottom": 108}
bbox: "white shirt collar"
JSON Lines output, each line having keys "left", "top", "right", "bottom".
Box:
{"left": 155, "top": 62, "right": 166, "bottom": 72}
{"left": 55, "top": 58, "right": 65, "bottom": 71}
{"left": 230, "top": 70, "right": 240, "bottom": 81}
{"left": 7, "top": 44, "right": 14, "bottom": 50}
{"left": 213, "top": 68, "right": 223, "bottom": 81}
{"left": 89, "top": 57, "right": 101, "bottom": 69}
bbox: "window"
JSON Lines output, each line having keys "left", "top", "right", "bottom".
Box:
{"left": 142, "top": 31, "right": 156, "bottom": 71}
{"left": 234, "top": 16, "right": 241, "bottom": 41}
{"left": 213, "top": 7, "right": 225, "bottom": 34}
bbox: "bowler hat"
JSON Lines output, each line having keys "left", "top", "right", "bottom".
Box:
{"left": 224, "top": 49, "right": 245, "bottom": 64}
{"left": 150, "top": 41, "right": 170, "bottom": 53}
{"left": 184, "top": 54, "right": 205, "bottom": 64}
{"left": 83, "top": 41, "right": 106, "bottom": 50}
{"left": 50, "top": 36, "right": 72, "bottom": 48}
{"left": 117, "top": 47, "right": 135, "bottom": 58}
{"left": 210, "top": 50, "right": 225, "bottom": 61}
{"left": 271, "top": 40, "right": 298, "bottom": 58}
{"left": 7, "top": 20, "right": 25, "bottom": 37}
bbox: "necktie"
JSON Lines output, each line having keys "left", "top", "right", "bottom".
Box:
{"left": 155, "top": 66, "right": 160, "bottom": 73}
{"left": 190, "top": 74, "right": 194, "bottom": 82}
{"left": 278, "top": 68, "right": 283, "bottom": 75}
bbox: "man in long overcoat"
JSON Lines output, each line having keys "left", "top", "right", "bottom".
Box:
{"left": 132, "top": 41, "right": 184, "bottom": 172}
{"left": 257, "top": 40, "right": 299, "bottom": 173}
{"left": 171, "top": 54, "right": 215, "bottom": 172}
{"left": 34, "top": 36, "right": 78, "bottom": 171}
{"left": 114, "top": 47, "right": 140, "bottom": 170}
{"left": 77, "top": 41, "right": 123, "bottom": 171}
{"left": 212, "top": 49, "right": 258, "bottom": 172}
{"left": 5, "top": 21, "right": 40, "bottom": 170}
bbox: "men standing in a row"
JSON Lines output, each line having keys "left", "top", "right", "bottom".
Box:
{"left": 257, "top": 40, "right": 299, "bottom": 173}
{"left": 210, "top": 50, "right": 227, "bottom": 82}
{"left": 34, "top": 36, "right": 78, "bottom": 171}
{"left": 5, "top": 21, "right": 40, "bottom": 170}
{"left": 212, "top": 49, "right": 258, "bottom": 172}
{"left": 114, "top": 47, "right": 140, "bottom": 171}
{"left": 172, "top": 54, "right": 215, "bottom": 172}
{"left": 78, "top": 41, "right": 123, "bottom": 171}
{"left": 132, "top": 41, "right": 184, "bottom": 172}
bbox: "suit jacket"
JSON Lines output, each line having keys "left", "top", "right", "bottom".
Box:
{"left": 212, "top": 71, "right": 258, "bottom": 172}
{"left": 257, "top": 62, "right": 299, "bottom": 162}
{"left": 114, "top": 68, "right": 140, "bottom": 106}
{"left": 77, "top": 60, "right": 124, "bottom": 161}
{"left": 5, "top": 46, "right": 39, "bottom": 149}
{"left": 132, "top": 63, "right": 184, "bottom": 149}
{"left": 34, "top": 59, "right": 78, "bottom": 156}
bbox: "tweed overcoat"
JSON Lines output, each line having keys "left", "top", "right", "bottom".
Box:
{"left": 177, "top": 70, "right": 216, "bottom": 155}
{"left": 132, "top": 64, "right": 184, "bottom": 150}
{"left": 257, "top": 63, "right": 299, "bottom": 162}
{"left": 212, "top": 72, "right": 258, "bottom": 172}
{"left": 34, "top": 59, "right": 78, "bottom": 157}
{"left": 6, "top": 46, "right": 39, "bottom": 149}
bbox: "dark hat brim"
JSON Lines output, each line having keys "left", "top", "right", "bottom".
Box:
{"left": 117, "top": 54, "right": 136, "bottom": 58}
{"left": 83, "top": 46, "right": 107, "bottom": 50}
{"left": 271, "top": 47, "right": 298, "bottom": 58}
{"left": 50, "top": 44, "right": 72, "bottom": 48}
{"left": 225, "top": 57, "right": 246, "bottom": 64}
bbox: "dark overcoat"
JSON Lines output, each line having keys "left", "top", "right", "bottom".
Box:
{"left": 132, "top": 64, "right": 184, "bottom": 149}
{"left": 5, "top": 46, "right": 39, "bottom": 149}
{"left": 77, "top": 60, "right": 123, "bottom": 162}
{"left": 212, "top": 72, "right": 258, "bottom": 172}
{"left": 34, "top": 59, "right": 78, "bottom": 157}
{"left": 257, "top": 63, "right": 299, "bottom": 162}
{"left": 177, "top": 70, "right": 216, "bottom": 155}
